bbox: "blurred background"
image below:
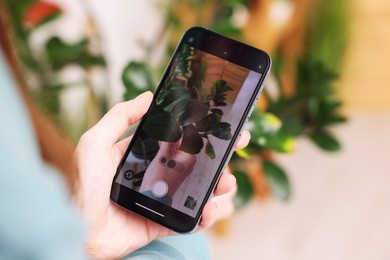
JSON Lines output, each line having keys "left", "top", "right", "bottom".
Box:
{"left": 2, "top": 0, "right": 390, "bottom": 259}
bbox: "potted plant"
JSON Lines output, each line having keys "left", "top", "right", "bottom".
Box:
{"left": 141, "top": 45, "right": 234, "bottom": 159}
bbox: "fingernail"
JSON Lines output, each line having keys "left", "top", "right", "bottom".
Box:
{"left": 136, "top": 91, "right": 153, "bottom": 101}
{"left": 144, "top": 91, "right": 153, "bottom": 96}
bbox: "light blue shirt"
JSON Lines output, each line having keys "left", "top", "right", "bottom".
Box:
{"left": 0, "top": 49, "right": 209, "bottom": 260}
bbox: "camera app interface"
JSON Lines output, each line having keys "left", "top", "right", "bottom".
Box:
{"left": 116, "top": 44, "right": 262, "bottom": 217}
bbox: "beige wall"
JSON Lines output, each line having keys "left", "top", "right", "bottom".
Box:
{"left": 338, "top": 0, "right": 390, "bottom": 111}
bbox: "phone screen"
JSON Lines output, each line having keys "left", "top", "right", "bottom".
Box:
{"left": 111, "top": 28, "right": 270, "bottom": 231}
{"left": 114, "top": 41, "right": 263, "bottom": 218}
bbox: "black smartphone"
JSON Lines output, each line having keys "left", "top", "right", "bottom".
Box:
{"left": 110, "top": 27, "right": 271, "bottom": 233}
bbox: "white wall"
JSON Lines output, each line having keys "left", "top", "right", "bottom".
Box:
{"left": 87, "top": 0, "right": 164, "bottom": 102}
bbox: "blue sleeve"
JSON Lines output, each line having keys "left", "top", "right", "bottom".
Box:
{"left": 0, "top": 50, "right": 86, "bottom": 260}
{"left": 125, "top": 232, "right": 210, "bottom": 260}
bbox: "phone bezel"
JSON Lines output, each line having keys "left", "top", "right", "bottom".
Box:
{"left": 110, "top": 27, "right": 271, "bottom": 233}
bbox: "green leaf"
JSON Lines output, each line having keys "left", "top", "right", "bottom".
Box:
{"left": 210, "top": 19, "right": 242, "bottom": 39}
{"left": 317, "top": 99, "right": 347, "bottom": 126}
{"left": 247, "top": 110, "right": 295, "bottom": 153}
{"left": 46, "top": 37, "right": 85, "bottom": 69}
{"left": 225, "top": 0, "right": 249, "bottom": 5}
{"left": 310, "top": 130, "right": 341, "bottom": 152}
{"left": 165, "top": 96, "right": 189, "bottom": 118}
{"left": 142, "top": 104, "right": 182, "bottom": 142}
{"left": 296, "top": 59, "right": 338, "bottom": 98}
{"left": 235, "top": 148, "right": 251, "bottom": 159}
{"left": 214, "top": 101, "right": 227, "bottom": 107}
{"left": 323, "top": 98, "right": 342, "bottom": 110}
{"left": 191, "top": 83, "right": 203, "bottom": 100}
{"left": 180, "top": 124, "right": 204, "bottom": 154}
{"left": 233, "top": 170, "right": 253, "bottom": 208}
{"left": 122, "top": 61, "right": 155, "bottom": 100}
{"left": 247, "top": 111, "right": 282, "bottom": 136}
{"left": 308, "top": 97, "right": 320, "bottom": 117}
{"left": 253, "top": 132, "right": 295, "bottom": 153}
{"left": 211, "top": 108, "right": 223, "bottom": 116}
{"left": 279, "top": 113, "right": 304, "bottom": 137}
{"left": 196, "top": 113, "right": 220, "bottom": 132}
{"left": 306, "top": 0, "right": 347, "bottom": 71}
{"left": 272, "top": 50, "right": 284, "bottom": 78}
{"left": 205, "top": 139, "right": 216, "bottom": 159}
{"left": 134, "top": 170, "right": 145, "bottom": 179}
{"left": 166, "top": 9, "right": 181, "bottom": 29}
{"left": 212, "top": 80, "right": 234, "bottom": 105}
{"left": 45, "top": 37, "right": 105, "bottom": 70}
{"left": 174, "top": 44, "right": 194, "bottom": 77}
{"left": 179, "top": 99, "right": 209, "bottom": 125}
{"left": 157, "top": 86, "right": 190, "bottom": 117}
{"left": 210, "top": 81, "right": 217, "bottom": 97}
{"left": 263, "top": 160, "right": 291, "bottom": 201}
{"left": 318, "top": 115, "right": 347, "bottom": 126}
{"left": 200, "top": 81, "right": 208, "bottom": 100}
{"left": 211, "top": 122, "right": 232, "bottom": 140}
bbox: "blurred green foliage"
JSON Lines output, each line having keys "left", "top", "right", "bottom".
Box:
{"left": 2, "top": 0, "right": 108, "bottom": 139}
{"left": 4, "top": 0, "right": 347, "bottom": 207}
{"left": 122, "top": 0, "right": 347, "bottom": 206}
{"left": 263, "top": 160, "right": 291, "bottom": 201}
{"left": 45, "top": 37, "right": 105, "bottom": 70}
{"left": 233, "top": 169, "right": 254, "bottom": 208}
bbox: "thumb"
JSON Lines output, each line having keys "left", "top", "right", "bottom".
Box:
{"left": 89, "top": 92, "right": 153, "bottom": 146}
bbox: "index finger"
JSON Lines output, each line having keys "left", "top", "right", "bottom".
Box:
{"left": 235, "top": 130, "right": 250, "bottom": 150}
{"left": 87, "top": 92, "right": 153, "bottom": 146}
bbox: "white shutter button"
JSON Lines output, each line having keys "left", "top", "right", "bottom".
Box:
{"left": 152, "top": 181, "right": 168, "bottom": 197}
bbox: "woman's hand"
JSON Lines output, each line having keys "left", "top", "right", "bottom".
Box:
{"left": 75, "top": 92, "right": 250, "bottom": 259}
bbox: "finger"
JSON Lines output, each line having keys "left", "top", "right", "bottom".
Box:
{"left": 198, "top": 201, "right": 217, "bottom": 230}
{"left": 211, "top": 187, "right": 236, "bottom": 220}
{"left": 111, "top": 136, "right": 133, "bottom": 166}
{"left": 235, "top": 130, "right": 250, "bottom": 150}
{"left": 88, "top": 92, "right": 153, "bottom": 146}
{"left": 213, "top": 173, "right": 236, "bottom": 196}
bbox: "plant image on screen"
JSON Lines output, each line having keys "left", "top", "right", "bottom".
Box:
{"left": 117, "top": 42, "right": 260, "bottom": 215}
{"left": 141, "top": 45, "right": 234, "bottom": 159}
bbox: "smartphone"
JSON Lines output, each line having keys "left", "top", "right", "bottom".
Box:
{"left": 110, "top": 27, "right": 271, "bottom": 233}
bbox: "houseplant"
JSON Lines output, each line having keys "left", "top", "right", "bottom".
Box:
{"left": 4, "top": 0, "right": 347, "bottom": 209}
